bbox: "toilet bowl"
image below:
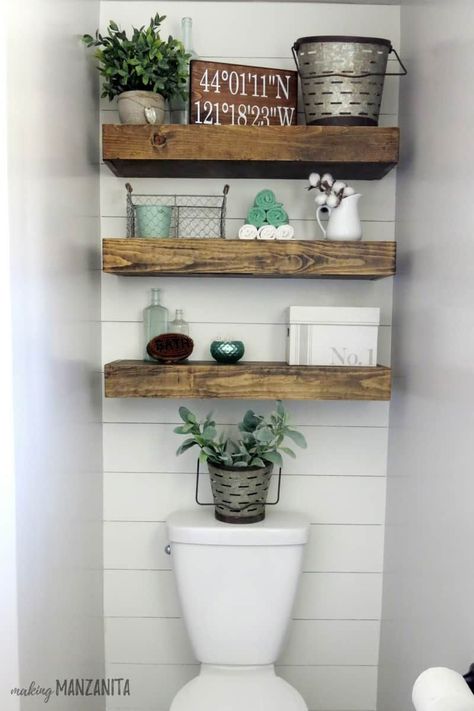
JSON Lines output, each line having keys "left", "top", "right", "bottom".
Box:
{"left": 166, "top": 509, "right": 310, "bottom": 711}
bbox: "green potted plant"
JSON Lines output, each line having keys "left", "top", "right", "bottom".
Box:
{"left": 175, "top": 401, "right": 307, "bottom": 524}
{"left": 82, "top": 13, "right": 190, "bottom": 124}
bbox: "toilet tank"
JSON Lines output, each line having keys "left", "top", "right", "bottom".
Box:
{"left": 167, "top": 509, "right": 310, "bottom": 666}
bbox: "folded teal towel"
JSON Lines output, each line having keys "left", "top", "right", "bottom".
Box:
{"left": 266, "top": 206, "right": 289, "bottom": 227}
{"left": 247, "top": 206, "right": 267, "bottom": 228}
{"left": 255, "top": 189, "right": 277, "bottom": 210}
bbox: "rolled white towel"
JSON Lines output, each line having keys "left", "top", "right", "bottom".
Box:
{"left": 257, "top": 225, "right": 276, "bottom": 240}
{"left": 238, "top": 224, "right": 258, "bottom": 240}
{"left": 275, "top": 224, "right": 294, "bottom": 240}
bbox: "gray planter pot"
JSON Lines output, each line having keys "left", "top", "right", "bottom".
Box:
{"left": 117, "top": 90, "right": 166, "bottom": 125}
{"left": 207, "top": 460, "right": 274, "bottom": 524}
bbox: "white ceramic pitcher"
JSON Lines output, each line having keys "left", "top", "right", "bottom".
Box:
{"left": 316, "top": 193, "right": 362, "bottom": 241}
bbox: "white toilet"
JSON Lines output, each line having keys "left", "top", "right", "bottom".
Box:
{"left": 166, "top": 508, "right": 310, "bottom": 711}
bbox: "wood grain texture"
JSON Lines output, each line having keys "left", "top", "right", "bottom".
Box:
{"left": 102, "top": 124, "right": 399, "bottom": 180}
{"left": 104, "top": 360, "right": 391, "bottom": 400}
{"left": 102, "top": 238, "right": 396, "bottom": 279}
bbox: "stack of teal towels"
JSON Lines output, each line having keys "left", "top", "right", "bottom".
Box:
{"left": 247, "top": 189, "right": 289, "bottom": 228}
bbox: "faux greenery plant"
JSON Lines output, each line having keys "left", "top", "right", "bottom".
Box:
{"left": 82, "top": 14, "right": 190, "bottom": 101}
{"left": 175, "top": 401, "right": 307, "bottom": 468}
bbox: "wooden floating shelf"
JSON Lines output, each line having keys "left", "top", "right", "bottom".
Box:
{"left": 102, "top": 124, "right": 399, "bottom": 180}
{"left": 103, "top": 238, "right": 396, "bottom": 280}
{"left": 104, "top": 360, "right": 392, "bottom": 401}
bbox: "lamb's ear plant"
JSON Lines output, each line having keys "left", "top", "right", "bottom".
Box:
{"left": 175, "top": 401, "right": 307, "bottom": 468}
{"left": 82, "top": 14, "right": 190, "bottom": 101}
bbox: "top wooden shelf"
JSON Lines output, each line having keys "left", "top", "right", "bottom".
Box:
{"left": 102, "top": 124, "right": 399, "bottom": 180}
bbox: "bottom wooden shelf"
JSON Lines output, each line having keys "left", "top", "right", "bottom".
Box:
{"left": 104, "top": 360, "right": 391, "bottom": 401}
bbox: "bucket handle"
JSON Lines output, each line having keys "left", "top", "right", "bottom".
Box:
{"left": 195, "top": 459, "right": 282, "bottom": 508}
{"left": 291, "top": 44, "right": 407, "bottom": 78}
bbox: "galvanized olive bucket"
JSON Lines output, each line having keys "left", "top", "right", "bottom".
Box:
{"left": 292, "top": 35, "right": 407, "bottom": 126}
{"left": 207, "top": 461, "right": 274, "bottom": 524}
{"left": 187, "top": 459, "right": 278, "bottom": 525}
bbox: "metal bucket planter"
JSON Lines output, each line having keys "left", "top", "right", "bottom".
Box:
{"left": 292, "top": 35, "right": 407, "bottom": 126}
{"left": 196, "top": 460, "right": 282, "bottom": 524}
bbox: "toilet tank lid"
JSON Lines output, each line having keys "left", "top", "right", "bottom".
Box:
{"left": 167, "top": 510, "right": 310, "bottom": 545}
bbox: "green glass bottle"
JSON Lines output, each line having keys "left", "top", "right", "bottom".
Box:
{"left": 144, "top": 288, "right": 169, "bottom": 360}
{"left": 169, "top": 309, "right": 189, "bottom": 335}
{"left": 182, "top": 18, "right": 196, "bottom": 124}
{"left": 171, "top": 17, "right": 197, "bottom": 124}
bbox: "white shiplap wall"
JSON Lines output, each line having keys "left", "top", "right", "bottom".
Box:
{"left": 100, "top": 3, "right": 400, "bottom": 710}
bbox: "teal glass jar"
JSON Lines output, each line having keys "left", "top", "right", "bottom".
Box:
{"left": 210, "top": 340, "right": 245, "bottom": 364}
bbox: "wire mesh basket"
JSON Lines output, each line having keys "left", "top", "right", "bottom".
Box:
{"left": 126, "top": 183, "right": 229, "bottom": 239}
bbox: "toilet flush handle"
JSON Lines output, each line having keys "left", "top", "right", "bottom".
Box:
{"left": 164, "top": 544, "right": 171, "bottom": 555}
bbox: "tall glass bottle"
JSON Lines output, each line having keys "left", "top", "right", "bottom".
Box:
{"left": 169, "top": 309, "right": 189, "bottom": 335}
{"left": 172, "top": 17, "right": 196, "bottom": 124}
{"left": 143, "top": 288, "right": 169, "bottom": 360}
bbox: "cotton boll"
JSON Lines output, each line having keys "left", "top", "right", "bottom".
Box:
{"left": 343, "top": 186, "right": 355, "bottom": 197}
{"left": 315, "top": 193, "right": 327, "bottom": 206}
{"left": 321, "top": 173, "right": 334, "bottom": 187}
{"left": 326, "top": 193, "right": 340, "bottom": 208}
{"left": 332, "top": 180, "right": 346, "bottom": 194}
{"left": 309, "top": 172, "right": 320, "bottom": 188}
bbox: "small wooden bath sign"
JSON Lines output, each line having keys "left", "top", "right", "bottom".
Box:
{"left": 147, "top": 333, "right": 194, "bottom": 363}
{"left": 189, "top": 60, "right": 297, "bottom": 127}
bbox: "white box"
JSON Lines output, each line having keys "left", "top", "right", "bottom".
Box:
{"left": 287, "top": 306, "right": 380, "bottom": 366}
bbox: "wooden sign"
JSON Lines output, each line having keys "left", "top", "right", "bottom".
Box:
{"left": 146, "top": 333, "right": 194, "bottom": 363}
{"left": 189, "top": 60, "right": 297, "bottom": 127}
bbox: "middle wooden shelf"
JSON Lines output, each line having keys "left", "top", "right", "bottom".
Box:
{"left": 103, "top": 238, "right": 396, "bottom": 280}
{"left": 105, "top": 360, "right": 391, "bottom": 400}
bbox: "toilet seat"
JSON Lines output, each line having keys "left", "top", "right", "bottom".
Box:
{"left": 169, "top": 664, "right": 308, "bottom": 711}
